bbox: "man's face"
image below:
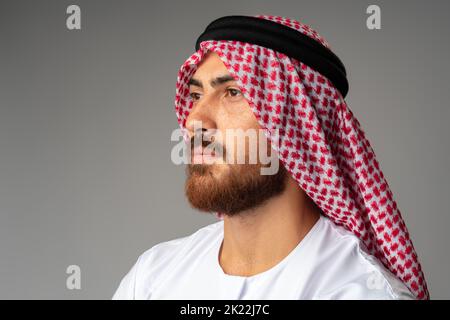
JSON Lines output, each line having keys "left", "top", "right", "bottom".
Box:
{"left": 184, "top": 51, "right": 287, "bottom": 217}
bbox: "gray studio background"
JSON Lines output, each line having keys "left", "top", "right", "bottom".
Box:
{"left": 0, "top": 0, "right": 449, "bottom": 299}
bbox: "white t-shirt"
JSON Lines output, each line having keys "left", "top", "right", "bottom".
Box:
{"left": 112, "top": 214, "right": 415, "bottom": 300}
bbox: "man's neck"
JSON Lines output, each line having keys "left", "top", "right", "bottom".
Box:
{"left": 219, "top": 176, "right": 322, "bottom": 277}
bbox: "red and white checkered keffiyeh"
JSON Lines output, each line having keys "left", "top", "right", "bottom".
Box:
{"left": 174, "top": 14, "right": 429, "bottom": 300}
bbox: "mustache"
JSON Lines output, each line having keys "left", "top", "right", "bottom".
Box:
{"left": 189, "top": 132, "right": 226, "bottom": 155}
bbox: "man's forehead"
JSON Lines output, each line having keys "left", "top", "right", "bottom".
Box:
{"left": 189, "top": 53, "right": 238, "bottom": 88}
{"left": 198, "top": 51, "right": 224, "bottom": 66}
{"left": 192, "top": 51, "right": 231, "bottom": 78}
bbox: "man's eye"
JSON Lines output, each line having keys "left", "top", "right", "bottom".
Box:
{"left": 227, "top": 88, "right": 242, "bottom": 97}
{"left": 190, "top": 92, "right": 201, "bottom": 101}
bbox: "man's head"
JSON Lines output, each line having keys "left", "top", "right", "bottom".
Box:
{"left": 173, "top": 14, "right": 429, "bottom": 299}
{"left": 184, "top": 51, "right": 288, "bottom": 216}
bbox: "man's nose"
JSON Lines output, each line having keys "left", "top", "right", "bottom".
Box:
{"left": 185, "top": 96, "right": 217, "bottom": 139}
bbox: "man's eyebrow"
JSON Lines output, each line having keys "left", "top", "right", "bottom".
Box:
{"left": 188, "top": 74, "right": 236, "bottom": 89}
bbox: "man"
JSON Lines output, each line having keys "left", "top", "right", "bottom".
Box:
{"left": 113, "top": 15, "right": 429, "bottom": 299}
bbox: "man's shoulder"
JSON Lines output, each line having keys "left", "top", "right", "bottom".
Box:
{"left": 112, "top": 219, "right": 223, "bottom": 299}
{"left": 138, "top": 219, "right": 223, "bottom": 267}
{"left": 314, "top": 215, "right": 416, "bottom": 299}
